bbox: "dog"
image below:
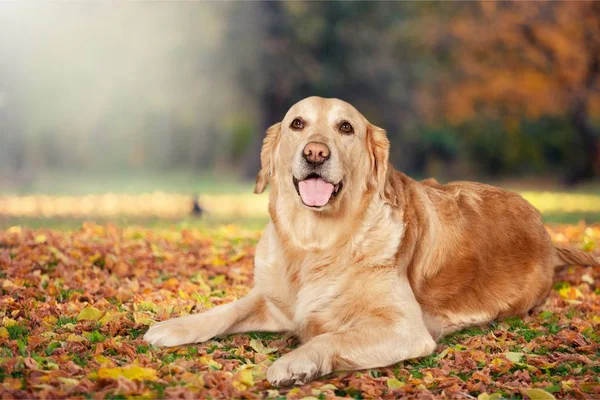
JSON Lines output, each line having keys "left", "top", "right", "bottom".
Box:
{"left": 144, "top": 96, "right": 599, "bottom": 386}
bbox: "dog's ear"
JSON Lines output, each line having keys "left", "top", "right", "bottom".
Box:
{"left": 367, "top": 123, "right": 397, "bottom": 206}
{"left": 254, "top": 122, "right": 282, "bottom": 194}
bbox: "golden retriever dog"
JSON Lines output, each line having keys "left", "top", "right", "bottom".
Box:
{"left": 145, "top": 96, "right": 599, "bottom": 386}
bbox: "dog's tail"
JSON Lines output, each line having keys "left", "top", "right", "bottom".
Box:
{"left": 553, "top": 246, "right": 600, "bottom": 268}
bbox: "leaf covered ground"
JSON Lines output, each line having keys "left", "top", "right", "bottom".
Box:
{"left": 0, "top": 223, "right": 599, "bottom": 399}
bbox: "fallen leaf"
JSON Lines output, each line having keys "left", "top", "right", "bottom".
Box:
{"left": 77, "top": 305, "right": 104, "bottom": 321}
{"left": 250, "top": 338, "right": 277, "bottom": 354}
{"left": 387, "top": 378, "right": 405, "bottom": 389}
{"left": 521, "top": 388, "right": 556, "bottom": 400}
{"left": 97, "top": 365, "right": 158, "bottom": 381}
{"left": 65, "top": 334, "right": 86, "bottom": 342}
{"left": 478, "top": 393, "right": 504, "bottom": 400}
{"left": 504, "top": 352, "right": 524, "bottom": 363}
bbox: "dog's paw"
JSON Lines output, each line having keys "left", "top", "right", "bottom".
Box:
{"left": 143, "top": 319, "right": 194, "bottom": 347}
{"left": 143, "top": 315, "right": 213, "bottom": 347}
{"left": 267, "top": 351, "right": 322, "bottom": 386}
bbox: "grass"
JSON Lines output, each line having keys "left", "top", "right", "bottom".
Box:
{"left": 0, "top": 215, "right": 270, "bottom": 231}
{"left": 0, "top": 169, "right": 255, "bottom": 196}
{"left": 1, "top": 173, "right": 600, "bottom": 229}
{"left": 1, "top": 207, "right": 599, "bottom": 398}
{"left": 2, "top": 192, "right": 600, "bottom": 230}
{"left": 1, "top": 210, "right": 597, "bottom": 231}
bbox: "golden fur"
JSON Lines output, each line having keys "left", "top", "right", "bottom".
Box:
{"left": 145, "top": 97, "right": 599, "bottom": 386}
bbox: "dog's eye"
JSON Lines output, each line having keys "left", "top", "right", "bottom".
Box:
{"left": 339, "top": 121, "right": 354, "bottom": 134}
{"left": 290, "top": 118, "right": 304, "bottom": 130}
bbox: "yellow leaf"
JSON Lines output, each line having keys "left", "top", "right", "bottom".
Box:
{"left": 191, "top": 293, "right": 213, "bottom": 308}
{"left": 88, "top": 253, "right": 101, "bottom": 264}
{"left": 504, "top": 352, "right": 524, "bottom": 363}
{"left": 209, "top": 274, "right": 226, "bottom": 286}
{"left": 558, "top": 287, "right": 582, "bottom": 300}
{"left": 35, "top": 234, "right": 47, "bottom": 244}
{"left": 561, "top": 380, "right": 574, "bottom": 391}
{"left": 57, "top": 377, "right": 80, "bottom": 387}
{"left": 423, "top": 372, "right": 434, "bottom": 384}
{"left": 515, "top": 362, "right": 539, "bottom": 372}
{"left": 190, "top": 274, "right": 212, "bottom": 292}
{"left": 210, "top": 257, "right": 227, "bottom": 267}
{"left": 250, "top": 339, "right": 277, "bottom": 355}
{"left": 319, "top": 384, "right": 338, "bottom": 391}
{"left": 7, "top": 226, "right": 22, "bottom": 234}
{"left": 0, "top": 327, "right": 8, "bottom": 339}
{"left": 77, "top": 305, "right": 104, "bottom": 321}
{"left": 94, "top": 354, "right": 113, "bottom": 366}
{"left": 33, "top": 384, "right": 54, "bottom": 391}
{"left": 3, "top": 317, "right": 17, "bottom": 327}
{"left": 387, "top": 378, "right": 405, "bottom": 389}
{"left": 232, "top": 368, "right": 255, "bottom": 390}
{"left": 199, "top": 356, "right": 222, "bottom": 370}
{"left": 436, "top": 347, "right": 453, "bottom": 359}
{"left": 230, "top": 251, "right": 246, "bottom": 262}
{"left": 45, "top": 361, "right": 59, "bottom": 370}
{"left": 137, "top": 301, "right": 159, "bottom": 313}
{"left": 133, "top": 314, "right": 155, "bottom": 326}
{"left": 97, "top": 365, "right": 157, "bottom": 381}
{"left": 491, "top": 357, "right": 508, "bottom": 366}
{"left": 99, "top": 312, "right": 122, "bottom": 325}
{"left": 520, "top": 388, "right": 556, "bottom": 400}
{"left": 478, "top": 393, "right": 504, "bottom": 400}
{"left": 66, "top": 334, "right": 86, "bottom": 342}
{"left": 181, "top": 371, "right": 204, "bottom": 391}
{"left": 42, "top": 315, "right": 57, "bottom": 327}
{"left": 62, "top": 323, "right": 76, "bottom": 331}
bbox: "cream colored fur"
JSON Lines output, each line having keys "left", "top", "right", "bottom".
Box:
{"left": 145, "top": 97, "right": 596, "bottom": 386}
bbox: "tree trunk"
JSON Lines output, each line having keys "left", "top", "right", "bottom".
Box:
{"left": 242, "top": 2, "right": 291, "bottom": 180}
{"left": 564, "top": 98, "right": 599, "bottom": 185}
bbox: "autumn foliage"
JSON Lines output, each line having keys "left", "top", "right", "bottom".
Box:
{"left": 0, "top": 222, "right": 599, "bottom": 399}
{"left": 422, "top": 1, "right": 600, "bottom": 182}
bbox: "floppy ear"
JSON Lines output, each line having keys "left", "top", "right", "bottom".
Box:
{"left": 367, "top": 123, "right": 398, "bottom": 206}
{"left": 254, "top": 122, "right": 282, "bottom": 194}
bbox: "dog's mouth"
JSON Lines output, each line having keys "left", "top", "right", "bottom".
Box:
{"left": 293, "top": 173, "right": 343, "bottom": 208}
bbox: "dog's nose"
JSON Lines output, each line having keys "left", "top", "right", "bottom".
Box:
{"left": 302, "top": 142, "right": 330, "bottom": 165}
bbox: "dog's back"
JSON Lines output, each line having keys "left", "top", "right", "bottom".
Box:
{"left": 398, "top": 175, "right": 555, "bottom": 338}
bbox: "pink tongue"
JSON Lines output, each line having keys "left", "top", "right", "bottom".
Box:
{"left": 298, "top": 178, "right": 334, "bottom": 207}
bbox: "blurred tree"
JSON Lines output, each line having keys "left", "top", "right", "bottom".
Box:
{"left": 0, "top": 29, "right": 28, "bottom": 187}
{"left": 421, "top": 1, "right": 600, "bottom": 183}
{"left": 2, "top": 2, "right": 598, "bottom": 187}
{"left": 239, "top": 2, "right": 433, "bottom": 177}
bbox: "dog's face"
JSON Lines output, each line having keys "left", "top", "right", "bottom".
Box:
{"left": 255, "top": 96, "right": 395, "bottom": 214}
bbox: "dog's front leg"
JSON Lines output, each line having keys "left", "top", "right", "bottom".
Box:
{"left": 267, "top": 276, "right": 436, "bottom": 386}
{"left": 144, "top": 289, "right": 291, "bottom": 347}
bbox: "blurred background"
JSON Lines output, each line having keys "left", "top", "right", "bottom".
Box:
{"left": 1, "top": 1, "right": 600, "bottom": 229}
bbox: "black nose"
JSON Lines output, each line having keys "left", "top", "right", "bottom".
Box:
{"left": 302, "top": 142, "right": 330, "bottom": 165}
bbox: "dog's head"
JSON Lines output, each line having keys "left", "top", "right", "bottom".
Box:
{"left": 254, "top": 96, "right": 397, "bottom": 215}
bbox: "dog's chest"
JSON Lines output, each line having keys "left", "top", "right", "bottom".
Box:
{"left": 261, "top": 247, "right": 349, "bottom": 335}
{"left": 293, "top": 264, "right": 342, "bottom": 322}
{"left": 255, "top": 216, "right": 404, "bottom": 339}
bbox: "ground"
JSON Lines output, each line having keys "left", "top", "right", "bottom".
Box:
{"left": 1, "top": 175, "right": 600, "bottom": 399}
{"left": 0, "top": 221, "right": 599, "bottom": 399}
